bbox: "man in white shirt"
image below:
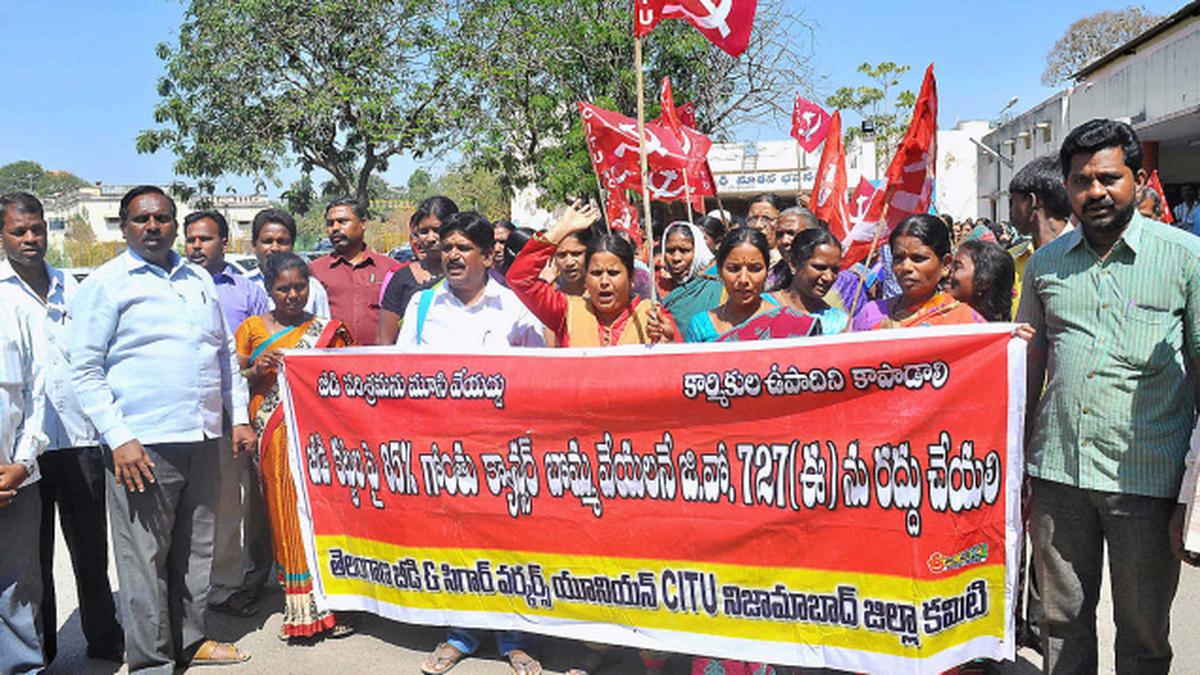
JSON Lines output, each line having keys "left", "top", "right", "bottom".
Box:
{"left": 0, "top": 192, "right": 124, "bottom": 665}
{"left": 69, "top": 186, "right": 256, "bottom": 672}
{"left": 0, "top": 297, "right": 48, "bottom": 675}
{"left": 408, "top": 212, "right": 543, "bottom": 675}
{"left": 245, "top": 208, "right": 330, "bottom": 316}
{"left": 398, "top": 212, "right": 544, "bottom": 348}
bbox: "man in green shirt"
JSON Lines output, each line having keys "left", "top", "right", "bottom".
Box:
{"left": 1018, "top": 119, "right": 1200, "bottom": 674}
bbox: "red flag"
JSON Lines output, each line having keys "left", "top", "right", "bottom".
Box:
{"left": 791, "top": 95, "right": 833, "bottom": 154}
{"left": 848, "top": 176, "right": 878, "bottom": 223}
{"left": 808, "top": 111, "right": 849, "bottom": 240}
{"left": 842, "top": 65, "right": 938, "bottom": 265}
{"left": 579, "top": 101, "right": 689, "bottom": 193}
{"left": 1148, "top": 170, "right": 1173, "bottom": 224}
{"left": 634, "top": 0, "right": 758, "bottom": 57}
{"left": 604, "top": 189, "right": 643, "bottom": 245}
{"left": 653, "top": 79, "right": 716, "bottom": 211}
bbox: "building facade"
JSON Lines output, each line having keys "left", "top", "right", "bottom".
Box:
{"left": 43, "top": 184, "right": 271, "bottom": 244}
{"left": 978, "top": 1, "right": 1200, "bottom": 223}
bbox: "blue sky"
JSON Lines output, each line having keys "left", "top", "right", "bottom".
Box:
{"left": 0, "top": 0, "right": 1185, "bottom": 196}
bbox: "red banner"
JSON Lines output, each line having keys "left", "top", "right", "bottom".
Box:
{"left": 791, "top": 95, "right": 833, "bottom": 154}
{"left": 809, "top": 110, "right": 850, "bottom": 240}
{"left": 635, "top": 0, "right": 758, "bottom": 57}
{"left": 279, "top": 326, "right": 1025, "bottom": 674}
{"left": 604, "top": 189, "right": 643, "bottom": 245}
{"left": 843, "top": 65, "right": 938, "bottom": 265}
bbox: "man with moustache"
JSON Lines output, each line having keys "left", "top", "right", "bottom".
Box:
{"left": 183, "top": 210, "right": 273, "bottom": 619}
{"left": 310, "top": 198, "right": 399, "bottom": 345}
{"left": 0, "top": 192, "right": 124, "bottom": 665}
{"left": 1017, "top": 120, "right": 1200, "bottom": 674}
{"left": 69, "top": 186, "right": 255, "bottom": 672}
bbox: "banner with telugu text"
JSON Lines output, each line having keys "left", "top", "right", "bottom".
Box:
{"left": 279, "top": 324, "right": 1026, "bottom": 674}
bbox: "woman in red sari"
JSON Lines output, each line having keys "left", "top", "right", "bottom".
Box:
{"left": 235, "top": 252, "right": 355, "bottom": 641}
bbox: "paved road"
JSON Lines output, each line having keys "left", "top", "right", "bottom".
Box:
{"left": 41, "top": 528, "right": 1200, "bottom": 674}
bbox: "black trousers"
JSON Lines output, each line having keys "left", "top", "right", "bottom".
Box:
{"left": 38, "top": 447, "right": 123, "bottom": 662}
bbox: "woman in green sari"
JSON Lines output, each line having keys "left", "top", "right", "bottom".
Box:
{"left": 661, "top": 222, "right": 722, "bottom": 331}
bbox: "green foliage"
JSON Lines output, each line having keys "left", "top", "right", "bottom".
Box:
{"left": 404, "top": 169, "right": 434, "bottom": 203}
{"left": 281, "top": 174, "right": 315, "bottom": 217}
{"left": 0, "top": 161, "right": 89, "bottom": 197}
{"left": 450, "top": 0, "right": 813, "bottom": 205}
{"left": 138, "top": 0, "right": 470, "bottom": 206}
{"left": 827, "top": 62, "right": 915, "bottom": 167}
{"left": 1042, "top": 6, "right": 1162, "bottom": 86}
{"left": 432, "top": 165, "right": 510, "bottom": 220}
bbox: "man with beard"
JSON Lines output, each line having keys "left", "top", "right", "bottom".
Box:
{"left": 1008, "top": 155, "right": 1074, "bottom": 318}
{"left": 310, "top": 198, "right": 399, "bottom": 345}
{"left": 183, "top": 211, "right": 273, "bottom": 620}
{"left": 1017, "top": 120, "right": 1200, "bottom": 674}
{"left": 0, "top": 192, "right": 123, "bottom": 665}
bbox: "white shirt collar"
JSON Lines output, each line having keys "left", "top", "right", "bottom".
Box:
{"left": 433, "top": 274, "right": 506, "bottom": 309}
{"left": 0, "top": 258, "right": 64, "bottom": 304}
{"left": 124, "top": 248, "right": 186, "bottom": 277}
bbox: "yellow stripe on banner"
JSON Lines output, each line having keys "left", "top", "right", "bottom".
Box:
{"left": 315, "top": 536, "right": 1004, "bottom": 657}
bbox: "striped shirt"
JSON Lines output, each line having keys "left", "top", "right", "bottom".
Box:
{"left": 1017, "top": 211, "right": 1200, "bottom": 498}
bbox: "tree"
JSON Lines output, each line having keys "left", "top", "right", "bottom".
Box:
{"left": 137, "top": 0, "right": 471, "bottom": 207}
{"left": 405, "top": 169, "right": 434, "bottom": 203}
{"left": 1042, "top": 7, "right": 1162, "bottom": 86}
{"left": 827, "top": 62, "right": 916, "bottom": 167}
{"left": 434, "top": 165, "right": 510, "bottom": 219}
{"left": 0, "top": 161, "right": 88, "bottom": 197}
{"left": 281, "top": 174, "right": 316, "bottom": 217}
{"left": 451, "top": 0, "right": 816, "bottom": 205}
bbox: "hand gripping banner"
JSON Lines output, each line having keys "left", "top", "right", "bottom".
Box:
{"left": 279, "top": 324, "right": 1026, "bottom": 674}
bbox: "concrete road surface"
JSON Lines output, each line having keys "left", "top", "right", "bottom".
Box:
{"left": 40, "top": 526, "right": 1200, "bottom": 674}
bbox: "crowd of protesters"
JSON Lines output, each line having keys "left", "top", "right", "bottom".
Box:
{"left": 2, "top": 117, "right": 1199, "bottom": 675}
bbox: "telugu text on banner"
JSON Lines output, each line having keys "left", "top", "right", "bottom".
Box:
{"left": 279, "top": 324, "right": 1026, "bottom": 674}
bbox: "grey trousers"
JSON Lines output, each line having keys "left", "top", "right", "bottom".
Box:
{"left": 209, "top": 434, "right": 273, "bottom": 605}
{"left": 1029, "top": 478, "right": 1179, "bottom": 675}
{"left": 0, "top": 484, "right": 44, "bottom": 675}
{"left": 106, "top": 440, "right": 218, "bottom": 674}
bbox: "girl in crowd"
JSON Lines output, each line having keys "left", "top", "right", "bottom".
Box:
{"left": 697, "top": 214, "right": 726, "bottom": 257}
{"left": 949, "top": 239, "right": 1016, "bottom": 322}
{"left": 377, "top": 195, "right": 459, "bottom": 344}
{"left": 685, "top": 228, "right": 780, "bottom": 343}
{"left": 851, "top": 214, "right": 985, "bottom": 330}
{"left": 550, "top": 221, "right": 591, "bottom": 297}
{"left": 235, "top": 253, "right": 355, "bottom": 641}
{"left": 721, "top": 227, "right": 847, "bottom": 341}
{"left": 507, "top": 200, "right": 676, "bottom": 347}
{"left": 661, "top": 222, "right": 722, "bottom": 331}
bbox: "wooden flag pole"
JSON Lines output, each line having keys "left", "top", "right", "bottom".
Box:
{"left": 713, "top": 191, "right": 731, "bottom": 228}
{"left": 847, "top": 221, "right": 885, "bottom": 324}
{"left": 795, "top": 144, "right": 806, "bottom": 208}
{"left": 682, "top": 172, "right": 695, "bottom": 224}
{"left": 634, "top": 36, "right": 658, "bottom": 304}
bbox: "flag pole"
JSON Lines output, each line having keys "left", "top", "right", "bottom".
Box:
{"left": 682, "top": 172, "right": 695, "bottom": 224}
{"left": 634, "top": 36, "right": 657, "bottom": 304}
{"left": 713, "top": 191, "right": 731, "bottom": 228}
{"left": 847, "top": 221, "right": 884, "bottom": 324}
{"left": 795, "top": 144, "right": 806, "bottom": 208}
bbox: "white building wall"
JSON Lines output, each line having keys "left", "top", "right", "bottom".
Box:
{"left": 936, "top": 120, "right": 991, "bottom": 220}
